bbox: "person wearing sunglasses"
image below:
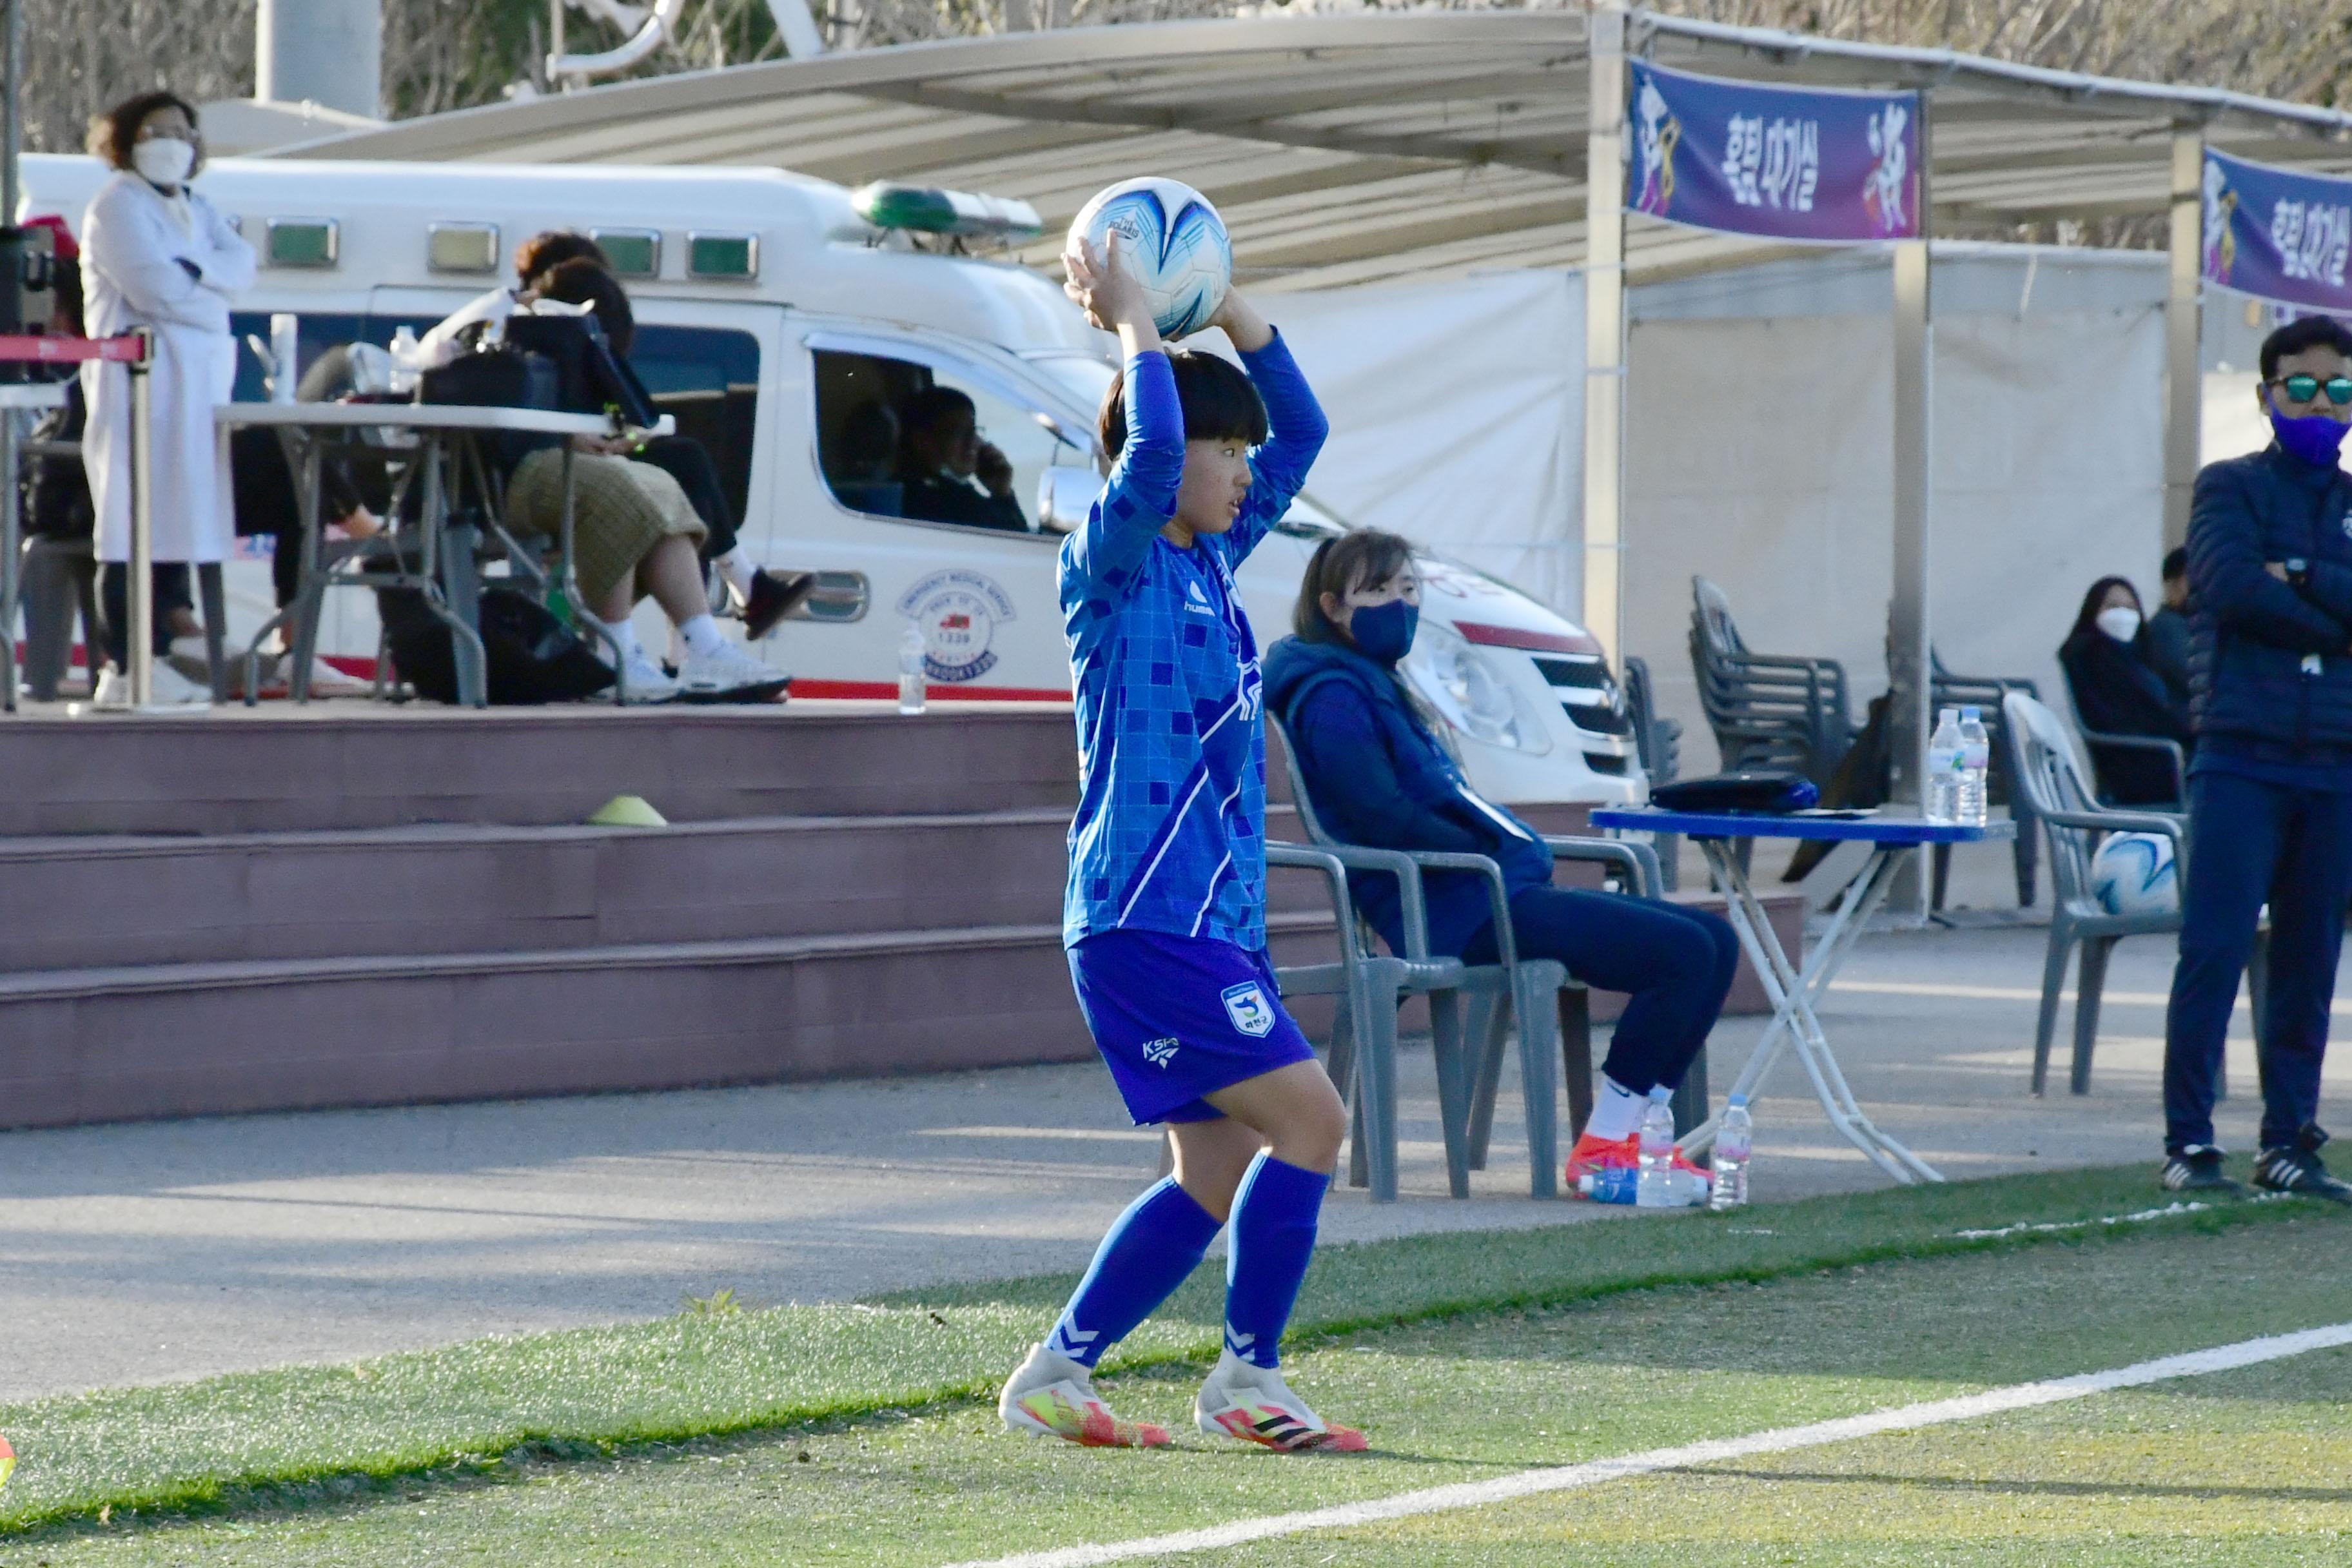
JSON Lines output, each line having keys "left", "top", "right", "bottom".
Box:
{"left": 2161, "top": 315, "right": 2352, "bottom": 1205}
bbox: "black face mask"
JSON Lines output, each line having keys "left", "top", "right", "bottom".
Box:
{"left": 1349, "top": 598, "right": 1419, "bottom": 664}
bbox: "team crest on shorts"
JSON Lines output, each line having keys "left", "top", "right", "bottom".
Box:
{"left": 1220, "top": 983, "right": 1276, "bottom": 1038}
{"left": 1141, "top": 1036, "right": 1180, "bottom": 1068}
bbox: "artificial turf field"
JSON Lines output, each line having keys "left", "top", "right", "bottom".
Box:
{"left": 2, "top": 1168, "right": 2347, "bottom": 1565}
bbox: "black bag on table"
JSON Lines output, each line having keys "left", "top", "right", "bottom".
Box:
{"left": 502, "top": 312, "right": 658, "bottom": 428}
{"left": 1649, "top": 770, "right": 1821, "bottom": 816}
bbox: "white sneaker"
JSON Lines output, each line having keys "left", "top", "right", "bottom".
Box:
{"left": 996, "top": 1343, "right": 1170, "bottom": 1448}
{"left": 676, "top": 640, "right": 789, "bottom": 703}
{"left": 611, "top": 651, "right": 680, "bottom": 705}
{"left": 93, "top": 663, "right": 211, "bottom": 708}
{"left": 1194, "top": 1349, "right": 1367, "bottom": 1452}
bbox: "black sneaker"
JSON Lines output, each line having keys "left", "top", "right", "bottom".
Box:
{"left": 2160, "top": 1145, "right": 2246, "bottom": 1195}
{"left": 743, "top": 569, "right": 816, "bottom": 642}
{"left": 2253, "top": 1141, "right": 2352, "bottom": 1205}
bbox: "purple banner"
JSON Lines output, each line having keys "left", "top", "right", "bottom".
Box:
{"left": 1627, "top": 60, "right": 1921, "bottom": 243}
{"left": 2203, "top": 149, "right": 2352, "bottom": 312}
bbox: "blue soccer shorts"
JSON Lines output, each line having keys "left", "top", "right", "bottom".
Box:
{"left": 1067, "top": 926, "right": 1318, "bottom": 1125}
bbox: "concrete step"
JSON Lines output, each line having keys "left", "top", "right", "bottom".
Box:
{"left": 0, "top": 805, "right": 1330, "bottom": 973}
{"left": 0, "top": 910, "right": 1343, "bottom": 1132}
{"left": 0, "top": 702, "right": 1081, "bottom": 836}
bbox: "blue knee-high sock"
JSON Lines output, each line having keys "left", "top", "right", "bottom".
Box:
{"left": 1223, "top": 1153, "right": 1330, "bottom": 1369}
{"left": 1046, "top": 1177, "right": 1221, "bottom": 1367}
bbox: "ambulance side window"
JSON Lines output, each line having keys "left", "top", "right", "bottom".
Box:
{"left": 813, "top": 348, "right": 1084, "bottom": 534}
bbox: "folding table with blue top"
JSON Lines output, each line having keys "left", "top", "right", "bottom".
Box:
{"left": 1588, "top": 807, "right": 2017, "bottom": 1185}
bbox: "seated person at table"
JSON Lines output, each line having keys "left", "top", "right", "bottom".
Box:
{"left": 1262, "top": 529, "right": 1736, "bottom": 1203}
{"left": 2059, "top": 574, "right": 2191, "bottom": 806}
{"left": 897, "top": 386, "right": 1028, "bottom": 532}
{"left": 521, "top": 248, "right": 812, "bottom": 639}
{"left": 491, "top": 266, "right": 783, "bottom": 704}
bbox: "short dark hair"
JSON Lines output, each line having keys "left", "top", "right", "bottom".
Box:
{"left": 95, "top": 91, "right": 201, "bottom": 177}
{"left": 903, "top": 385, "right": 975, "bottom": 436}
{"left": 1098, "top": 350, "right": 1269, "bottom": 459}
{"left": 1294, "top": 529, "right": 1415, "bottom": 642}
{"left": 2162, "top": 545, "right": 2188, "bottom": 582}
{"left": 516, "top": 230, "right": 610, "bottom": 287}
{"left": 531, "top": 257, "right": 633, "bottom": 356}
{"left": 2259, "top": 315, "right": 2352, "bottom": 380}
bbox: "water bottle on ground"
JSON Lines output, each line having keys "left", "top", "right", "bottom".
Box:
{"left": 897, "top": 622, "right": 928, "bottom": 716}
{"left": 1710, "top": 1095, "right": 1753, "bottom": 1211}
{"left": 1576, "top": 1168, "right": 1640, "bottom": 1204}
{"left": 1925, "top": 707, "right": 1962, "bottom": 824}
{"left": 1635, "top": 1086, "right": 1678, "bottom": 1209}
{"left": 1956, "top": 705, "right": 1990, "bottom": 827}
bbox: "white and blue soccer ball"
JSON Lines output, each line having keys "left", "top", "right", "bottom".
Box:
{"left": 2090, "top": 831, "right": 2179, "bottom": 917}
{"left": 1068, "top": 177, "right": 1232, "bottom": 340}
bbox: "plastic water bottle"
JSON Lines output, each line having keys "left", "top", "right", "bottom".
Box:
{"left": 1710, "top": 1095, "right": 1752, "bottom": 1211}
{"left": 897, "top": 622, "right": 928, "bottom": 716}
{"left": 1635, "top": 1086, "right": 1678, "bottom": 1209}
{"left": 1925, "top": 707, "right": 1962, "bottom": 824}
{"left": 1576, "top": 1168, "right": 1640, "bottom": 1205}
{"left": 1956, "top": 706, "right": 1991, "bottom": 827}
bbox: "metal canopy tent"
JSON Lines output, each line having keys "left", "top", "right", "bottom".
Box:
{"left": 285, "top": 6, "right": 2352, "bottom": 877}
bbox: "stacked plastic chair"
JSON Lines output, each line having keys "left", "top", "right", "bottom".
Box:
{"left": 1688, "top": 576, "right": 1856, "bottom": 787}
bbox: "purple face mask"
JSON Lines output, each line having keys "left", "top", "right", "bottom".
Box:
{"left": 2271, "top": 409, "right": 2351, "bottom": 469}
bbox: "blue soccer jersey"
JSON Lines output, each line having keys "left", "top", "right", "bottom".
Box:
{"left": 1059, "top": 335, "right": 1328, "bottom": 951}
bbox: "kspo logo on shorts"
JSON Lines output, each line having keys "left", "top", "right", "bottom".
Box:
{"left": 1141, "top": 1036, "right": 1180, "bottom": 1068}
{"left": 1220, "top": 982, "right": 1276, "bottom": 1038}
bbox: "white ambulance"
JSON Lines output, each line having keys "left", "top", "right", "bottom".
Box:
{"left": 20, "top": 154, "right": 1640, "bottom": 806}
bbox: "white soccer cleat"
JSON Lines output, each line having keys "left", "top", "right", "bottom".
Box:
{"left": 1194, "top": 1349, "right": 1367, "bottom": 1453}
{"left": 676, "top": 640, "right": 789, "bottom": 703}
{"left": 997, "top": 1343, "right": 1170, "bottom": 1449}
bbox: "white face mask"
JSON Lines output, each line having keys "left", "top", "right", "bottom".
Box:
{"left": 131, "top": 137, "right": 195, "bottom": 188}
{"left": 2095, "top": 605, "right": 2142, "bottom": 643}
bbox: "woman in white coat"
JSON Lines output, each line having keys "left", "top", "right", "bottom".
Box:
{"left": 79, "top": 91, "right": 254, "bottom": 705}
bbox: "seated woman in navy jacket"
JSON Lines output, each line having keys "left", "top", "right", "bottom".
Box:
{"left": 2058, "top": 574, "right": 2192, "bottom": 806}
{"left": 1262, "top": 529, "right": 1735, "bottom": 1200}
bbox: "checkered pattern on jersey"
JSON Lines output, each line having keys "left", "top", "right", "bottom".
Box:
{"left": 1061, "top": 336, "right": 1329, "bottom": 952}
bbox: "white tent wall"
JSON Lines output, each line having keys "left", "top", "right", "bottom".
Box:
{"left": 1623, "top": 246, "right": 2168, "bottom": 776}
{"left": 1236, "top": 271, "right": 1586, "bottom": 612}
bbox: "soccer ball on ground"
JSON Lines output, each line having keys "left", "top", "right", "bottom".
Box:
{"left": 2090, "top": 830, "right": 2179, "bottom": 917}
{"left": 1067, "top": 177, "right": 1232, "bottom": 340}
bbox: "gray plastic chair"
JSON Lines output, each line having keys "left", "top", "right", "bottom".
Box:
{"left": 2059, "top": 675, "right": 2188, "bottom": 810}
{"left": 1272, "top": 712, "right": 1661, "bottom": 1197}
{"left": 2002, "top": 691, "right": 2265, "bottom": 1096}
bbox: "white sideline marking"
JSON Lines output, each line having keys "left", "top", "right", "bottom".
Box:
{"left": 1951, "top": 1193, "right": 2291, "bottom": 1241}
{"left": 942, "top": 1321, "right": 2352, "bottom": 1568}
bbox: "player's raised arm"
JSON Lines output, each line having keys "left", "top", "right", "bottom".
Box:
{"left": 1061, "top": 234, "right": 1182, "bottom": 593}
{"left": 1215, "top": 288, "right": 1328, "bottom": 561}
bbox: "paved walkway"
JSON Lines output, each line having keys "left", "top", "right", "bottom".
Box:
{"left": 3, "top": 919, "right": 2337, "bottom": 1402}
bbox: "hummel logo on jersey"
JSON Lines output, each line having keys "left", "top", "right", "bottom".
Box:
{"left": 1184, "top": 580, "right": 1215, "bottom": 614}
{"left": 1221, "top": 983, "right": 1276, "bottom": 1037}
{"left": 1141, "top": 1036, "right": 1179, "bottom": 1068}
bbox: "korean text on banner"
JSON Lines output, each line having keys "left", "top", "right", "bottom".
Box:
{"left": 1626, "top": 59, "right": 1921, "bottom": 244}
{"left": 2202, "top": 149, "right": 2352, "bottom": 311}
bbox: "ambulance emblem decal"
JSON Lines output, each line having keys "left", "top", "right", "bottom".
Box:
{"left": 894, "top": 569, "right": 1017, "bottom": 683}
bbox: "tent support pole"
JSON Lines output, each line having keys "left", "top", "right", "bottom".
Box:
{"left": 1580, "top": 1, "right": 1628, "bottom": 666}
{"left": 2164, "top": 125, "right": 2204, "bottom": 553}
{"left": 1885, "top": 99, "right": 1934, "bottom": 921}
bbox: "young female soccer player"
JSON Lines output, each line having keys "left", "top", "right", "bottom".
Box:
{"left": 995, "top": 233, "right": 1362, "bottom": 1452}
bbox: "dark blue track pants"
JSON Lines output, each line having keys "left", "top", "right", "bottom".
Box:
{"left": 2164, "top": 769, "right": 2352, "bottom": 1153}
{"left": 1464, "top": 887, "right": 1738, "bottom": 1096}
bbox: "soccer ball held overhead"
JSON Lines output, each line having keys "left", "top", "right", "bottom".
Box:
{"left": 1068, "top": 178, "right": 1233, "bottom": 341}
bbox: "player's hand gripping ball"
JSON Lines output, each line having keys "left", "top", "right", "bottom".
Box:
{"left": 1066, "top": 178, "right": 1232, "bottom": 340}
